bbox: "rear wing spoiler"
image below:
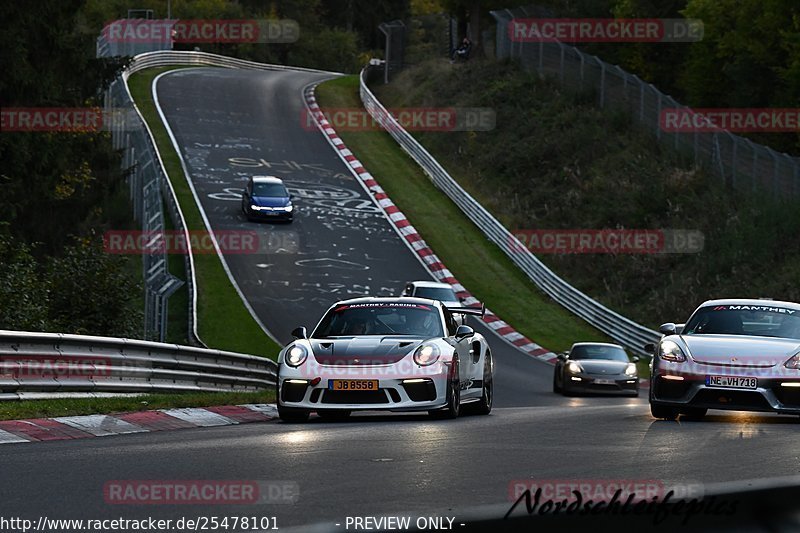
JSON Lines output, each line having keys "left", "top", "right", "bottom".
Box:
{"left": 444, "top": 303, "right": 486, "bottom": 317}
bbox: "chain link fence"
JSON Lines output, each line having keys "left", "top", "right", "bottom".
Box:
{"left": 104, "top": 77, "right": 185, "bottom": 343}
{"left": 491, "top": 6, "right": 799, "bottom": 200}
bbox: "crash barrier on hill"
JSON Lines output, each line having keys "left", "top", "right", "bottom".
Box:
{"left": 359, "top": 63, "right": 661, "bottom": 355}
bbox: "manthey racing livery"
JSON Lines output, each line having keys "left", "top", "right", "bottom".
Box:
{"left": 647, "top": 299, "right": 800, "bottom": 420}
{"left": 276, "top": 297, "right": 493, "bottom": 422}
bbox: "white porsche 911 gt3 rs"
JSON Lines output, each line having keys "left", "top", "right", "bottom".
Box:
{"left": 276, "top": 297, "right": 493, "bottom": 422}
{"left": 648, "top": 298, "right": 800, "bottom": 420}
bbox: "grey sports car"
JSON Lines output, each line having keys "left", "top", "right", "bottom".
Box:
{"left": 647, "top": 299, "right": 800, "bottom": 420}
{"left": 553, "top": 342, "right": 640, "bottom": 396}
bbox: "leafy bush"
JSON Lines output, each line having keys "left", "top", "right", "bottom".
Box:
{"left": 0, "top": 232, "right": 143, "bottom": 337}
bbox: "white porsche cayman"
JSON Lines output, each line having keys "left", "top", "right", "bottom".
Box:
{"left": 276, "top": 297, "right": 492, "bottom": 422}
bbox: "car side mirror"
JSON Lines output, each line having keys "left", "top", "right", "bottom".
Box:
{"left": 459, "top": 297, "right": 466, "bottom": 303}
{"left": 632, "top": 355, "right": 640, "bottom": 363}
{"left": 291, "top": 326, "right": 307, "bottom": 339}
{"left": 454, "top": 325, "right": 474, "bottom": 340}
{"left": 658, "top": 323, "right": 677, "bottom": 336}
{"left": 556, "top": 352, "right": 568, "bottom": 362}
{"left": 644, "top": 343, "right": 655, "bottom": 354}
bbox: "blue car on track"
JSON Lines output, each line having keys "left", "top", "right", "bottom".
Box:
{"left": 241, "top": 175, "right": 294, "bottom": 222}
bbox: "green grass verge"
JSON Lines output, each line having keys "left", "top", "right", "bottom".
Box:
{"left": 128, "top": 67, "right": 280, "bottom": 358}
{"left": 315, "top": 76, "right": 608, "bottom": 353}
{"left": 0, "top": 390, "right": 275, "bottom": 421}
{"left": 163, "top": 197, "right": 190, "bottom": 345}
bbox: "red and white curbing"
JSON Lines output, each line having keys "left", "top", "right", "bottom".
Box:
{"left": 304, "top": 86, "right": 557, "bottom": 365}
{"left": 0, "top": 404, "right": 278, "bottom": 445}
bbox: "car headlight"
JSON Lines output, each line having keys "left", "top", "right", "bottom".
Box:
{"left": 413, "top": 343, "right": 440, "bottom": 366}
{"left": 625, "top": 363, "right": 638, "bottom": 376}
{"left": 250, "top": 204, "right": 261, "bottom": 211}
{"left": 285, "top": 204, "right": 293, "bottom": 212}
{"left": 567, "top": 361, "right": 582, "bottom": 374}
{"left": 660, "top": 340, "right": 686, "bottom": 362}
{"left": 785, "top": 353, "right": 800, "bottom": 370}
{"left": 285, "top": 344, "right": 308, "bottom": 367}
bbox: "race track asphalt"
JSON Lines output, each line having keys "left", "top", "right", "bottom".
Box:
{"left": 1, "top": 67, "right": 796, "bottom": 530}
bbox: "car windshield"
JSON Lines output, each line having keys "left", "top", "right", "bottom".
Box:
{"left": 313, "top": 302, "right": 444, "bottom": 337}
{"left": 683, "top": 305, "right": 800, "bottom": 339}
{"left": 252, "top": 182, "right": 288, "bottom": 197}
{"left": 570, "top": 345, "right": 629, "bottom": 361}
{"left": 413, "top": 286, "right": 458, "bottom": 302}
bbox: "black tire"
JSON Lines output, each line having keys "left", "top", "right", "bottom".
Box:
{"left": 561, "top": 378, "right": 576, "bottom": 397}
{"left": 552, "top": 368, "right": 562, "bottom": 393}
{"left": 278, "top": 404, "right": 310, "bottom": 422}
{"left": 316, "top": 409, "right": 351, "bottom": 421}
{"left": 472, "top": 352, "right": 493, "bottom": 415}
{"left": 681, "top": 408, "right": 707, "bottom": 420}
{"left": 650, "top": 403, "right": 679, "bottom": 420}
{"left": 430, "top": 357, "right": 460, "bottom": 419}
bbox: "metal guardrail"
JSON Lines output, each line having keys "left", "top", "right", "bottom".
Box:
{"left": 123, "top": 50, "right": 336, "bottom": 76}
{"left": 0, "top": 330, "right": 276, "bottom": 400}
{"left": 107, "top": 51, "right": 337, "bottom": 344}
{"left": 359, "top": 65, "right": 661, "bottom": 355}
{"left": 107, "top": 64, "right": 184, "bottom": 343}
{"left": 96, "top": 20, "right": 176, "bottom": 59}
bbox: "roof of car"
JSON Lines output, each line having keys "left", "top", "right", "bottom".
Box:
{"left": 333, "top": 296, "right": 442, "bottom": 308}
{"left": 407, "top": 281, "right": 455, "bottom": 289}
{"left": 571, "top": 342, "right": 625, "bottom": 349}
{"left": 251, "top": 175, "right": 283, "bottom": 184}
{"left": 697, "top": 298, "right": 800, "bottom": 310}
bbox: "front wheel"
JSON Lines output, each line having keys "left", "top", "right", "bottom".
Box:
{"left": 650, "top": 403, "right": 679, "bottom": 420}
{"left": 278, "top": 404, "right": 310, "bottom": 422}
{"left": 561, "top": 378, "right": 576, "bottom": 397}
{"left": 472, "top": 352, "right": 493, "bottom": 415}
{"left": 552, "top": 369, "right": 562, "bottom": 393}
{"left": 430, "top": 358, "right": 460, "bottom": 419}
